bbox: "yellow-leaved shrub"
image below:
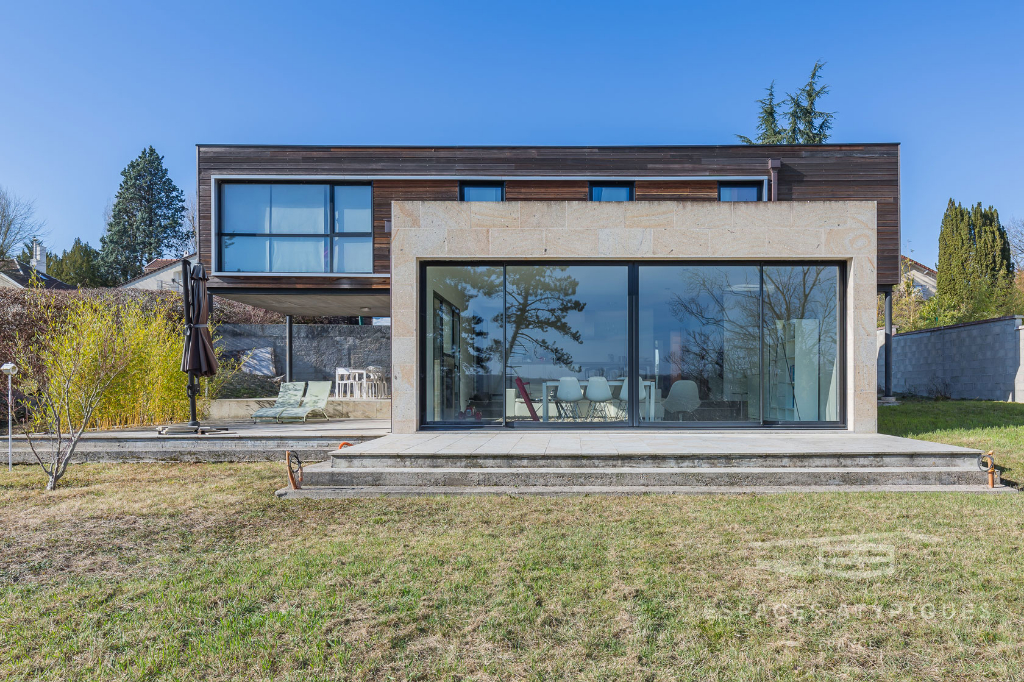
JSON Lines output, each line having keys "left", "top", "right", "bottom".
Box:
{"left": 18, "top": 293, "right": 227, "bottom": 431}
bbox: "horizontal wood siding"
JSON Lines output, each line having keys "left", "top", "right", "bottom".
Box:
{"left": 634, "top": 181, "right": 718, "bottom": 201}
{"left": 372, "top": 180, "right": 458, "bottom": 274}
{"left": 198, "top": 144, "right": 900, "bottom": 286}
{"left": 505, "top": 180, "right": 589, "bottom": 201}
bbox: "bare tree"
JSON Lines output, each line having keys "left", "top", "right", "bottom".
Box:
{"left": 18, "top": 298, "right": 133, "bottom": 490}
{"left": 0, "top": 185, "right": 45, "bottom": 260}
{"left": 183, "top": 192, "right": 198, "bottom": 256}
{"left": 1005, "top": 216, "right": 1024, "bottom": 271}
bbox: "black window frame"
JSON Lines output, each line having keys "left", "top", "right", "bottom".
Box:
{"left": 717, "top": 182, "right": 763, "bottom": 202}
{"left": 216, "top": 180, "right": 375, "bottom": 274}
{"left": 459, "top": 182, "right": 505, "bottom": 202}
{"left": 588, "top": 182, "right": 635, "bottom": 202}
{"left": 418, "top": 259, "right": 846, "bottom": 431}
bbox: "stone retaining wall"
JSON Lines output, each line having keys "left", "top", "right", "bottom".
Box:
{"left": 208, "top": 398, "right": 391, "bottom": 421}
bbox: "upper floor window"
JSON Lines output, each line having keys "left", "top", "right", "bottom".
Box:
{"left": 589, "top": 183, "right": 634, "bottom": 202}
{"left": 460, "top": 183, "right": 504, "bottom": 202}
{"left": 718, "top": 182, "right": 762, "bottom": 202}
{"left": 218, "top": 182, "right": 373, "bottom": 274}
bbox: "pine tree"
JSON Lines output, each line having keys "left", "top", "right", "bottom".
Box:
{"left": 736, "top": 82, "right": 787, "bottom": 145}
{"left": 100, "top": 147, "right": 187, "bottom": 284}
{"left": 788, "top": 62, "right": 834, "bottom": 143}
{"left": 971, "top": 203, "right": 1013, "bottom": 284}
{"left": 936, "top": 199, "right": 974, "bottom": 312}
{"left": 48, "top": 238, "right": 108, "bottom": 287}
{"left": 738, "top": 62, "right": 835, "bottom": 145}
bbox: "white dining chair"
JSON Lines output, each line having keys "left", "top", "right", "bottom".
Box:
{"left": 555, "top": 377, "right": 585, "bottom": 420}
{"left": 585, "top": 376, "right": 614, "bottom": 421}
{"left": 663, "top": 380, "right": 701, "bottom": 420}
{"left": 616, "top": 378, "right": 648, "bottom": 420}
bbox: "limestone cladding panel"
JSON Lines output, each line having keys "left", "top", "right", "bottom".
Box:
{"left": 390, "top": 200, "right": 878, "bottom": 434}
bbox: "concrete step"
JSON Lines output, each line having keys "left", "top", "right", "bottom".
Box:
{"left": 302, "top": 464, "right": 991, "bottom": 488}
{"left": 329, "top": 451, "right": 982, "bottom": 470}
{"left": 6, "top": 436, "right": 370, "bottom": 464}
{"left": 278, "top": 483, "right": 1015, "bottom": 499}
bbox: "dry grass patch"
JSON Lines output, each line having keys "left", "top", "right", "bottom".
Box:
{"left": 1, "top": 462, "right": 1023, "bottom": 681}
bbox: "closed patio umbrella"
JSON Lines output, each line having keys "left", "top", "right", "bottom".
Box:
{"left": 181, "top": 262, "right": 218, "bottom": 377}
{"left": 181, "top": 260, "right": 218, "bottom": 427}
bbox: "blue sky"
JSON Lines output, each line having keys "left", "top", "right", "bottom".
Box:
{"left": 1, "top": 0, "right": 1022, "bottom": 268}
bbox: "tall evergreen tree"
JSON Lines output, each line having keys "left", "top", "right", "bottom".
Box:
{"left": 48, "top": 238, "right": 108, "bottom": 287}
{"left": 737, "top": 61, "right": 835, "bottom": 145}
{"left": 971, "top": 203, "right": 1013, "bottom": 284}
{"left": 736, "top": 82, "right": 787, "bottom": 145}
{"left": 936, "top": 199, "right": 975, "bottom": 311}
{"left": 100, "top": 147, "right": 187, "bottom": 284}
{"left": 787, "top": 62, "right": 834, "bottom": 144}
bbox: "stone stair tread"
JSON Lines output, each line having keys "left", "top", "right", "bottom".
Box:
{"left": 279, "top": 484, "right": 1015, "bottom": 498}
{"left": 314, "top": 465, "right": 980, "bottom": 473}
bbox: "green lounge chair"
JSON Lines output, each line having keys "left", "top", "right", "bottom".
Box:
{"left": 251, "top": 382, "right": 306, "bottom": 422}
{"left": 276, "top": 381, "right": 332, "bottom": 423}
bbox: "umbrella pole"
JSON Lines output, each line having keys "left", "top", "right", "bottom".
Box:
{"left": 187, "top": 371, "right": 200, "bottom": 427}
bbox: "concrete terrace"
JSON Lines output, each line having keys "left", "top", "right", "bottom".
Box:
{"left": 8, "top": 419, "right": 391, "bottom": 464}
{"left": 339, "top": 431, "right": 978, "bottom": 458}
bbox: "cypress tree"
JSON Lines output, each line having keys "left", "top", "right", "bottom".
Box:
{"left": 936, "top": 199, "right": 974, "bottom": 311}
{"left": 100, "top": 147, "right": 187, "bottom": 284}
{"left": 971, "top": 203, "right": 1013, "bottom": 283}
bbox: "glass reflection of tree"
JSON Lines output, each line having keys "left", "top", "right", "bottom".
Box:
{"left": 501, "top": 267, "right": 584, "bottom": 373}
{"left": 667, "top": 268, "right": 760, "bottom": 398}
{"left": 763, "top": 266, "right": 838, "bottom": 420}
{"left": 429, "top": 267, "right": 503, "bottom": 378}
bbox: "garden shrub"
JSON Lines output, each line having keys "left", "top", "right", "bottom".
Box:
{"left": 12, "top": 290, "right": 233, "bottom": 430}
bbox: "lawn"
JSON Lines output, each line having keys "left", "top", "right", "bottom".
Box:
{"left": 878, "top": 398, "right": 1024, "bottom": 480}
{"left": 2, "top": 458, "right": 1023, "bottom": 681}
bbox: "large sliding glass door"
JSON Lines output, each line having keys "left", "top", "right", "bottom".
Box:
{"left": 505, "top": 264, "right": 629, "bottom": 424}
{"left": 762, "top": 265, "right": 841, "bottom": 423}
{"left": 422, "top": 265, "right": 505, "bottom": 425}
{"left": 638, "top": 265, "right": 761, "bottom": 424}
{"left": 421, "top": 262, "right": 843, "bottom": 428}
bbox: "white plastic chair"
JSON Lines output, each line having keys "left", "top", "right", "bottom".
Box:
{"left": 617, "top": 378, "right": 648, "bottom": 420}
{"left": 663, "top": 380, "right": 701, "bottom": 420}
{"left": 585, "top": 376, "right": 614, "bottom": 421}
{"left": 555, "top": 377, "right": 585, "bottom": 420}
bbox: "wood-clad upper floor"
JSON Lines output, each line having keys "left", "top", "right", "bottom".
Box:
{"left": 197, "top": 144, "right": 900, "bottom": 287}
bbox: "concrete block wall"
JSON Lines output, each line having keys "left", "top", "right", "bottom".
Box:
{"left": 877, "top": 316, "right": 1024, "bottom": 400}
{"left": 216, "top": 324, "right": 391, "bottom": 383}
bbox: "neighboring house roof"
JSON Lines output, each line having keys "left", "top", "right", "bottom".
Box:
{"left": 119, "top": 254, "right": 196, "bottom": 290}
{"left": 901, "top": 255, "right": 937, "bottom": 277}
{"left": 900, "top": 255, "right": 937, "bottom": 300}
{"left": 144, "top": 257, "right": 180, "bottom": 273}
{"left": 0, "top": 259, "right": 74, "bottom": 290}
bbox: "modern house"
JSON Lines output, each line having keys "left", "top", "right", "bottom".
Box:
{"left": 197, "top": 144, "right": 900, "bottom": 436}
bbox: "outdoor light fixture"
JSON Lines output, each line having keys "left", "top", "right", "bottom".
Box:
{"left": 2, "top": 362, "right": 17, "bottom": 472}
{"left": 360, "top": 307, "right": 371, "bottom": 313}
